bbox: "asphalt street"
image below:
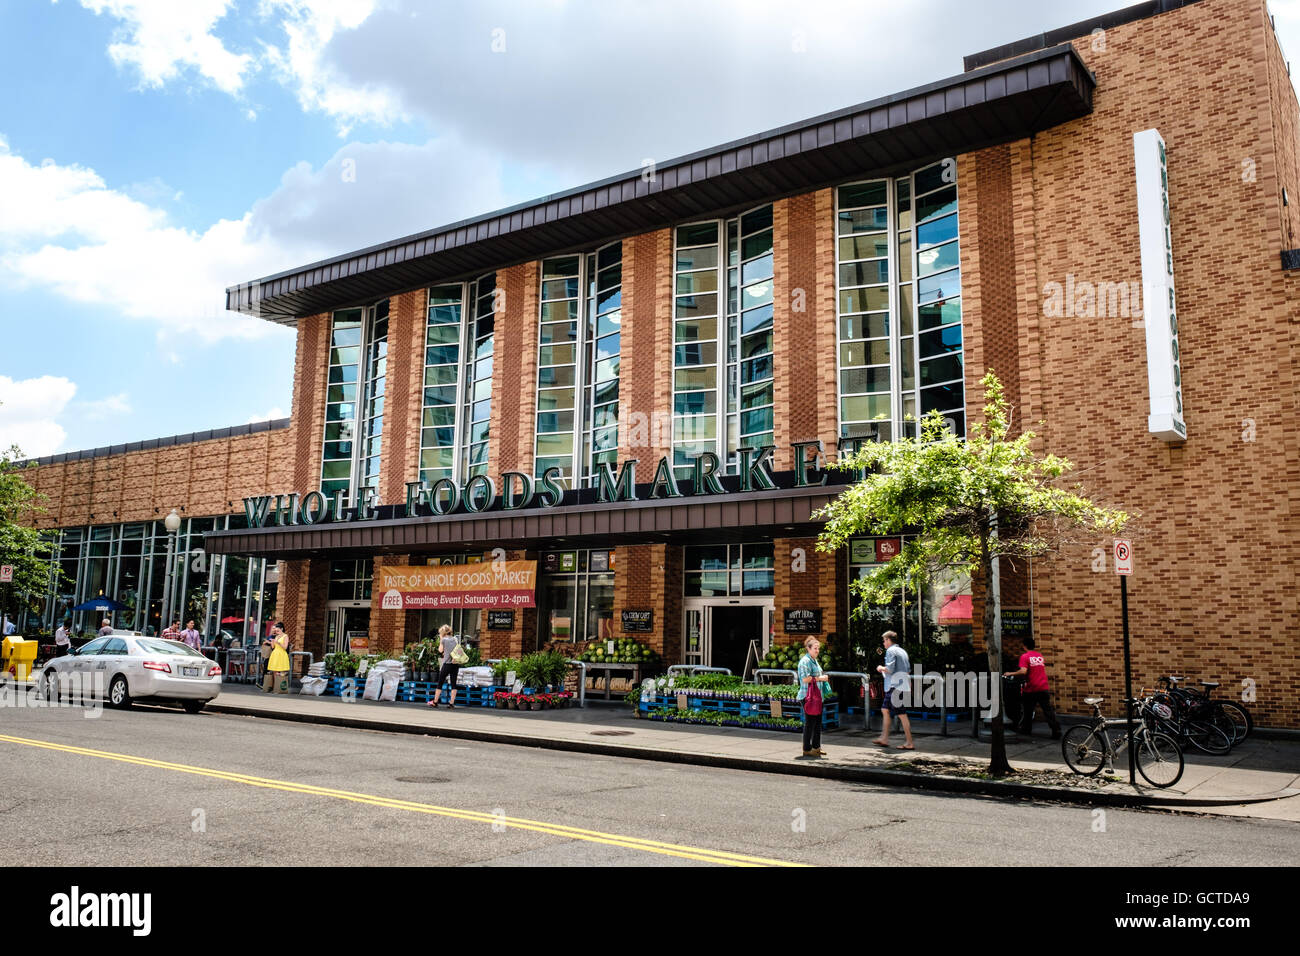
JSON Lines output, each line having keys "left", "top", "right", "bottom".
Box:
{"left": 2, "top": 701, "right": 1298, "bottom": 866}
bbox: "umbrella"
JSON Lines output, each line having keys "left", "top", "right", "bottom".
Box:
{"left": 220, "top": 616, "right": 245, "bottom": 624}
{"left": 72, "top": 596, "right": 131, "bottom": 612}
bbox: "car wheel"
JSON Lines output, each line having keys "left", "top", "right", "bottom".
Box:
{"left": 41, "top": 669, "right": 58, "bottom": 702}
{"left": 181, "top": 700, "right": 205, "bottom": 715}
{"left": 108, "top": 674, "right": 133, "bottom": 709}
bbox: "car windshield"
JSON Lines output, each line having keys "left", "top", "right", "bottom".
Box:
{"left": 135, "top": 639, "right": 204, "bottom": 657}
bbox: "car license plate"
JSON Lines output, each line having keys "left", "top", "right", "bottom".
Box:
{"left": 183, "top": 667, "right": 200, "bottom": 677}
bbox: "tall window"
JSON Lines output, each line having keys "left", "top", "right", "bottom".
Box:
{"left": 322, "top": 309, "right": 363, "bottom": 500}
{"left": 835, "top": 160, "right": 964, "bottom": 444}
{"left": 673, "top": 207, "right": 772, "bottom": 478}
{"left": 728, "top": 207, "right": 775, "bottom": 456}
{"left": 419, "top": 284, "right": 465, "bottom": 484}
{"left": 357, "top": 301, "right": 388, "bottom": 502}
{"left": 534, "top": 243, "right": 622, "bottom": 487}
{"left": 672, "top": 222, "right": 722, "bottom": 478}
{"left": 683, "top": 543, "right": 775, "bottom": 596}
{"left": 462, "top": 274, "right": 496, "bottom": 482}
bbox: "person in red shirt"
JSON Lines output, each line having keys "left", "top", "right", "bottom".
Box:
{"left": 1004, "top": 636, "right": 1060, "bottom": 739}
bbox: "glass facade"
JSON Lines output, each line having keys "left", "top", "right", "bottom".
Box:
{"left": 22, "top": 516, "right": 278, "bottom": 643}
{"left": 322, "top": 308, "right": 363, "bottom": 500}
{"left": 357, "top": 301, "right": 389, "bottom": 502}
{"left": 420, "top": 284, "right": 466, "bottom": 484}
{"left": 536, "top": 549, "right": 615, "bottom": 647}
{"left": 673, "top": 207, "right": 773, "bottom": 478}
{"left": 462, "top": 274, "right": 496, "bottom": 482}
{"left": 835, "top": 160, "right": 964, "bottom": 443}
{"left": 534, "top": 244, "right": 622, "bottom": 487}
{"left": 846, "top": 536, "right": 973, "bottom": 655}
{"left": 683, "top": 543, "right": 775, "bottom": 597}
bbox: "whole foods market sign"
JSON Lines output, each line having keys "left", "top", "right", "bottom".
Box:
{"left": 1134, "top": 128, "right": 1187, "bottom": 442}
{"left": 378, "top": 561, "right": 537, "bottom": 609}
{"left": 242, "top": 441, "right": 832, "bottom": 528}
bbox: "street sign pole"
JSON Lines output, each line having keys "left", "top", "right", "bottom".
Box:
{"left": 1121, "top": 573, "right": 1135, "bottom": 786}
{"left": 1114, "top": 539, "right": 1135, "bottom": 786}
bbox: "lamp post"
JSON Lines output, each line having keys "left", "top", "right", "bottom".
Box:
{"left": 159, "top": 508, "right": 182, "bottom": 631}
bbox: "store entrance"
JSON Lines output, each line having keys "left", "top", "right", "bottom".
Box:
{"left": 682, "top": 599, "right": 774, "bottom": 677}
{"left": 326, "top": 602, "right": 371, "bottom": 656}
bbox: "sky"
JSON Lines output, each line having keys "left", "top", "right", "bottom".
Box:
{"left": 2, "top": 0, "right": 1298, "bottom": 459}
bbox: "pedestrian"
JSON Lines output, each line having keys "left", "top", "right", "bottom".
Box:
{"left": 797, "top": 636, "right": 831, "bottom": 758}
{"left": 874, "top": 631, "right": 914, "bottom": 750}
{"left": 427, "top": 624, "right": 462, "bottom": 709}
{"left": 161, "top": 620, "right": 181, "bottom": 641}
{"left": 54, "top": 620, "right": 72, "bottom": 657}
{"left": 179, "top": 619, "right": 202, "bottom": 652}
{"left": 1004, "top": 636, "right": 1061, "bottom": 739}
{"left": 98, "top": 618, "right": 113, "bottom": 637}
{"left": 2, "top": 615, "right": 15, "bottom": 636}
{"left": 263, "top": 622, "right": 291, "bottom": 693}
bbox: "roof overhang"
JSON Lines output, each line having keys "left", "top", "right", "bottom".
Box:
{"left": 203, "top": 485, "right": 845, "bottom": 560}
{"left": 227, "top": 44, "right": 1094, "bottom": 325}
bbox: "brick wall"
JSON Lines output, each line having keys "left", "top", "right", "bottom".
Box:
{"left": 620, "top": 230, "right": 674, "bottom": 465}
{"left": 613, "top": 544, "right": 681, "bottom": 661}
{"left": 383, "top": 291, "right": 428, "bottom": 505}
{"left": 773, "top": 536, "right": 840, "bottom": 647}
{"left": 491, "top": 264, "right": 539, "bottom": 476}
{"left": 955, "top": 0, "right": 1300, "bottom": 726}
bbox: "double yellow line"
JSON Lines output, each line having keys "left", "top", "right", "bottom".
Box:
{"left": 0, "top": 733, "right": 804, "bottom": 867}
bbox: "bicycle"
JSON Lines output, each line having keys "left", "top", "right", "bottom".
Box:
{"left": 1143, "top": 680, "right": 1232, "bottom": 755}
{"left": 1160, "top": 676, "right": 1252, "bottom": 745}
{"left": 1061, "top": 695, "right": 1184, "bottom": 788}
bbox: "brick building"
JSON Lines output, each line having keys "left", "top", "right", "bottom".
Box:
{"left": 18, "top": 0, "right": 1300, "bottom": 726}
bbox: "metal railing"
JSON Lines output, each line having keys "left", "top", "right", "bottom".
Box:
{"left": 665, "top": 665, "right": 733, "bottom": 677}
{"left": 751, "top": 667, "right": 797, "bottom": 684}
{"left": 825, "top": 670, "right": 873, "bottom": 733}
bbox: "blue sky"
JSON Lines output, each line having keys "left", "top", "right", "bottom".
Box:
{"left": 2, "top": 0, "right": 1298, "bottom": 458}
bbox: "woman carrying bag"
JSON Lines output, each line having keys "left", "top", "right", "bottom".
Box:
{"left": 264, "top": 622, "right": 292, "bottom": 694}
{"left": 428, "top": 624, "right": 467, "bottom": 709}
{"left": 797, "top": 636, "right": 832, "bottom": 758}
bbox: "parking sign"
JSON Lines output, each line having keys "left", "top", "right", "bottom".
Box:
{"left": 1113, "top": 540, "right": 1133, "bottom": 575}
{"left": 0, "top": 565, "right": 12, "bottom": 583}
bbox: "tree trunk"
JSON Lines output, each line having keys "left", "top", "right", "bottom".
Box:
{"left": 981, "top": 537, "right": 1013, "bottom": 776}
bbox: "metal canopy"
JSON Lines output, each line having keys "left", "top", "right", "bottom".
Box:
{"left": 202, "top": 485, "right": 845, "bottom": 561}
{"left": 226, "top": 44, "right": 1094, "bottom": 324}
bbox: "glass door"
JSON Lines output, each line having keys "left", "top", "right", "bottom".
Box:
{"left": 326, "top": 604, "right": 371, "bottom": 656}
{"left": 683, "top": 604, "right": 709, "bottom": 668}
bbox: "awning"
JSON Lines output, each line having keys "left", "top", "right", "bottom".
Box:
{"left": 203, "top": 485, "right": 843, "bottom": 560}
{"left": 226, "top": 44, "right": 1094, "bottom": 324}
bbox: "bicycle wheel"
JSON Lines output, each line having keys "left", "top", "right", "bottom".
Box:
{"left": 1135, "top": 731, "right": 1184, "bottom": 788}
{"left": 1062, "top": 725, "right": 1107, "bottom": 776}
{"left": 1185, "top": 718, "right": 1232, "bottom": 755}
{"left": 1215, "top": 701, "right": 1251, "bottom": 743}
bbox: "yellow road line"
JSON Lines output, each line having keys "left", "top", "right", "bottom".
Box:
{"left": 0, "top": 733, "right": 805, "bottom": 867}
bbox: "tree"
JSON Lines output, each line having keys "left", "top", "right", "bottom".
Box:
{"left": 814, "top": 372, "right": 1129, "bottom": 775}
{"left": 0, "top": 442, "right": 57, "bottom": 630}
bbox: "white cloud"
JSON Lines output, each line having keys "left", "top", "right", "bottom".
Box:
{"left": 77, "top": 0, "right": 255, "bottom": 95}
{"left": 0, "top": 376, "right": 77, "bottom": 458}
{"left": 0, "top": 134, "right": 510, "bottom": 342}
{"left": 246, "top": 406, "right": 286, "bottom": 423}
{"left": 74, "top": 392, "right": 133, "bottom": 422}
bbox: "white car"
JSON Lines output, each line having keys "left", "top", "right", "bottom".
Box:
{"left": 41, "top": 630, "right": 223, "bottom": 713}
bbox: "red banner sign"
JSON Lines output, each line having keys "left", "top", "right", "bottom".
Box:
{"left": 377, "top": 561, "right": 537, "bottom": 609}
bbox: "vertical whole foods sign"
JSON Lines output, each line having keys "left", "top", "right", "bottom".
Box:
{"left": 378, "top": 561, "right": 537, "bottom": 609}
{"left": 1134, "top": 128, "right": 1187, "bottom": 442}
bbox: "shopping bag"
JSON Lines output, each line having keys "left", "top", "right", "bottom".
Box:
{"left": 450, "top": 641, "right": 469, "bottom": 665}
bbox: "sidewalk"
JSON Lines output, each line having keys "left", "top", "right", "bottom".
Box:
{"left": 206, "top": 685, "right": 1300, "bottom": 820}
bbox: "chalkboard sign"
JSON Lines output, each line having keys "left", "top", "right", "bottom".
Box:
{"left": 621, "top": 609, "right": 653, "bottom": 632}
{"left": 1001, "top": 607, "right": 1032, "bottom": 639}
{"left": 487, "top": 610, "right": 515, "bottom": 631}
{"left": 784, "top": 608, "right": 822, "bottom": 633}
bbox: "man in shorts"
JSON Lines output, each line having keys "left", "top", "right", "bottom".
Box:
{"left": 874, "top": 631, "right": 914, "bottom": 750}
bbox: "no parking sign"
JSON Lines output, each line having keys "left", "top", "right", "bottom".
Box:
{"left": 1114, "top": 540, "right": 1133, "bottom": 575}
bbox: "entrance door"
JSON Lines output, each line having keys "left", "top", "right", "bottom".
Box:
{"left": 682, "top": 599, "right": 774, "bottom": 675}
{"left": 326, "top": 603, "right": 371, "bottom": 656}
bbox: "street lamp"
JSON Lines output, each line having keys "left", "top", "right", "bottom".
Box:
{"left": 158, "top": 508, "right": 182, "bottom": 631}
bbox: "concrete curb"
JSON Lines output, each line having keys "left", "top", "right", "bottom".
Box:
{"left": 205, "top": 701, "right": 1299, "bottom": 810}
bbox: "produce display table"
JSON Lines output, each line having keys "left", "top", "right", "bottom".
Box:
{"left": 584, "top": 662, "right": 642, "bottom": 700}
